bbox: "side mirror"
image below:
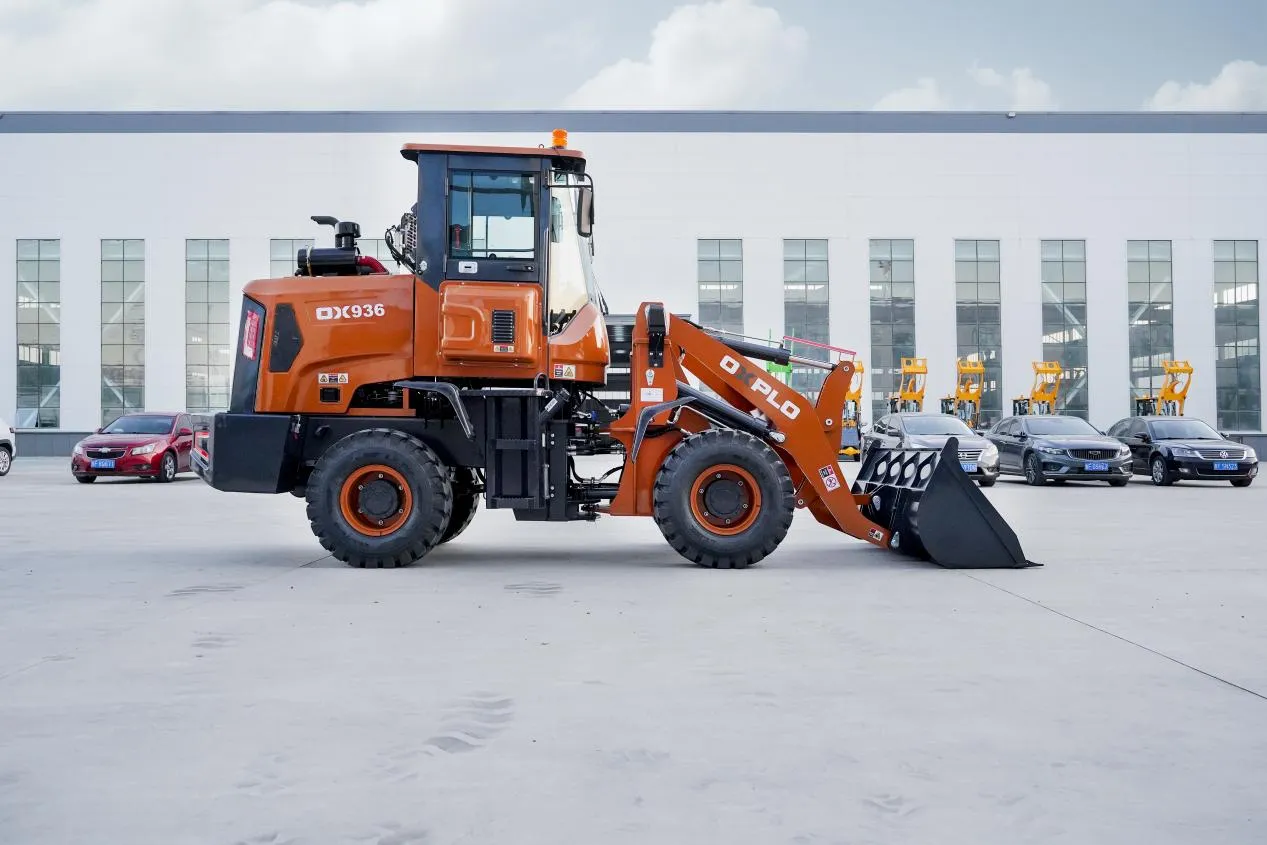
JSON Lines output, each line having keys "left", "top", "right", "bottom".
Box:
{"left": 1017, "top": 431, "right": 1027, "bottom": 439}
{"left": 179, "top": 427, "right": 193, "bottom": 437}
{"left": 576, "top": 186, "right": 594, "bottom": 238}
{"left": 95, "top": 427, "right": 103, "bottom": 434}
{"left": 1139, "top": 433, "right": 1151, "bottom": 443}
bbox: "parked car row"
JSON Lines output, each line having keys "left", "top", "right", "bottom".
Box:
{"left": 860, "top": 411, "right": 1258, "bottom": 487}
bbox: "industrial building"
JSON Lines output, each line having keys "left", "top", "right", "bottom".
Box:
{"left": 2, "top": 110, "right": 1265, "bottom": 454}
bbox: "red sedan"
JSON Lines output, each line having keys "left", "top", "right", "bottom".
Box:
{"left": 71, "top": 412, "right": 197, "bottom": 483}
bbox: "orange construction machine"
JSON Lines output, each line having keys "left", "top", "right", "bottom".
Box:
{"left": 191, "top": 131, "right": 1034, "bottom": 571}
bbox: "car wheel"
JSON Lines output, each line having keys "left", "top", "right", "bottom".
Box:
{"left": 1149, "top": 455, "right": 1174, "bottom": 486}
{"left": 156, "top": 451, "right": 177, "bottom": 483}
{"left": 1108, "top": 477, "right": 1129, "bottom": 487}
{"left": 1231, "top": 477, "right": 1254, "bottom": 487}
{"left": 0, "top": 445, "right": 10, "bottom": 477}
{"left": 1024, "top": 452, "right": 1046, "bottom": 486}
{"left": 977, "top": 475, "right": 997, "bottom": 487}
{"left": 76, "top": 475, "right": 96, "bottom": 484}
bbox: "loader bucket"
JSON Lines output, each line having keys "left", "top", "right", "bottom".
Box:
{"left": 851, "top": 438, "right": 1039, "bottom": 569}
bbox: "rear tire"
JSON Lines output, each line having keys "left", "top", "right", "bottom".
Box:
{"left": 652, "top": 428, "right": 795, "bottom": 569}
{"left": 305, "top": 428, "right": 453, "bottom": 568}
{"left": 437, "top": 467, "right": 481, "bottom": 544}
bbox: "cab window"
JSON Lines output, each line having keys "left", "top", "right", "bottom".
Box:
{"left": 447, "top": 170, "right": 537, "bottom": 260}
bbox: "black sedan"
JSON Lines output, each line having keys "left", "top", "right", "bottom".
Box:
{"left": 1106, "top": 415, "right": 1259, "bottom": 487}
{"left": 984, "top": 413, "right": 1132, "bottom": 486}
{"left": 860, "top": 412, "right": 1000, "bottom": 486}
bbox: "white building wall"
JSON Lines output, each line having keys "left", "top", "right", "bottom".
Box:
{"left": 1, "top": 127, "right": 1266, "bottom": 433}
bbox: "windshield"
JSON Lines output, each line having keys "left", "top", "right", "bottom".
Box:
{"left": 903, "top": 416, "right": 974, "bottom": 435}
{"left": 1150, "top": 419, "right": 1222, "bottom": 440}
{"left": 102, "top": 415, "right": 174, "bottom": 434}
{"left": 546, "top": 170, "right": 602, "bottom": 334}
{"left": 1024, "top": 416, "right": 1097, "bottom": 435}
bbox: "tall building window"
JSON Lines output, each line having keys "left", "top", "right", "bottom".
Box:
{"left": 100, "top": 239, "right": 146, "bottom": 426}
{"left": 1040, "top": 239, "right": 1088, "bottom": 419}
{"left": 1127, "top": 240, "right": 1174, "bottom": 410}
{"left": 869, "top": 239, "right": 915, "bottom": 420}
{"left": 697, "top": 239, "right": 743, "bottom": 336}
{"left": 783, "top": 239, "right": 830, "bottom": 398}
{"left": 1213, "top": 240, "right": 1260, "bottom": 431}
{"left": 954, "top": 239, "right": 1003, "bottom": 423}
{"left": 270, "top": 239, "right": 313, "bottom": 277}
{"left": 186, "top": 239, "right": 231, "bottom": 413}
{"left": 15, "top": 239, "right": 61, "bottom": 428}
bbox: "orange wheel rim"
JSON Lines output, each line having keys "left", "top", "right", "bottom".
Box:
{"left": 690, "top": 463, "right": 762, "bottom": 536}
{"left": 339, "top": 464, "right": 413, "bottom": 537}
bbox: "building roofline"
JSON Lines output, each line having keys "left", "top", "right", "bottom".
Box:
{"left": 1, "top": 109, "right": 1267, "bottom": 134}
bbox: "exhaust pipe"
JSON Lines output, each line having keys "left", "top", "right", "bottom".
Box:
{"left": 851, "top": 438, "right": 1039, "bottom": 569}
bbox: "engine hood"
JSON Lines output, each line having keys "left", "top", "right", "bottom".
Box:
{"left": 1158, "top": 438, "right": 1249, "bottom": 452}
{"left": 907, "top": 434, "right": 991, "bottom": 450}
{"left": 79, "top": 433, "right": 167, "bottom": 449}
{"left": 1031, "top": 435, "right": 1123, "bottom": 449}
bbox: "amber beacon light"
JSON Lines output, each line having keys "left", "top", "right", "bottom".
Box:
{"left": 551, "top": 128, "right": 568, "bottom": 148}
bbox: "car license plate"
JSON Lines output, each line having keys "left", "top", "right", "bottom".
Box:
{"left": 960, "top": 462, "right": 977, "bottom": 472}
{"left": 1213, "top": 461, "right": 1239, "bottom": 471}
{"left": 90, "top": 458, "right": 115, "bottom": 469}
{"left": 1084, "top": 461, "right": 1109, "bottom": 471}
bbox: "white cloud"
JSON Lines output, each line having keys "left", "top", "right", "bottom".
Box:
{"left": 968, "top": 63, "right": 1057, "bottom": 110}
{"left": 872, "top": 78, "right": 949, "bottom": 111}
{"left": 874, "top": 64, "right": 1056, "bottom": 111}
{"left": 1146, "top": 60, "right": 1267, "bottom": 110}
{"left": 563, "top": 0, "right": 808, "bottom": 109}
{"left": 0, "top": 0, "right": 495, "bottom": 109}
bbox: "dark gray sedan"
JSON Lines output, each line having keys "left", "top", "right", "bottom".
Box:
{"left": 984, "top": 414, "right": 1132, "bottom": 486}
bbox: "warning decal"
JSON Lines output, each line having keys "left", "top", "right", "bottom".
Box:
{"left": 818, "top": 464, "right": 841, "bottom": 491}
{"left": 553, "top": 363, "right": 577, "bottom": 379}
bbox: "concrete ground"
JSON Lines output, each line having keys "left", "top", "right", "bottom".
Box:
{"left": 1, "top": 454, "right": 1265, "bottom": 845}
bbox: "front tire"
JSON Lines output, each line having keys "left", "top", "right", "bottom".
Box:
{"left": 156, "top": 451, "right": 177, "bottom": 483}
{"left": 0, "top": 445, "right": 10, "bottom": 476}
{"left": 1024, "top": 452, "right": 1047, "bottom": 486}
{"left": 977, "top": 475, "right": 997, "bottom": 487}
{"left": 1150, "top": 455, "right": 1174, "bottom": 486}
{"left": 1231, "top": 477, "right": 1254, "bottom": 487}
{"left": 305, "top": 428, "right": 453, "bottom": 568}
{"left": 652, "top": 428, "right": 795, "bottom": 569}
{"left": 1108, "top": 477, "right": 1129, "bottom": 487}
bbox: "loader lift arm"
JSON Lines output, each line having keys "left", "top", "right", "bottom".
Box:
{"left": 1013, "top": 361, "right": 1062, "bottom": 415}
{"left": 604, "top": 305, "right": 1034, "bottom": 569}
{"left": 1136, "top": 359, "right": 1193, "bottom": 416}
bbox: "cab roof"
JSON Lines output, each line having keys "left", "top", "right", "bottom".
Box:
{"left": 400, "top": 142, "right": 586, "bottom": 166}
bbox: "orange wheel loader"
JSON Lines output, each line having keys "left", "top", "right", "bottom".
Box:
{"left": 191, "top": 131, "right": 1037, "bottom": 571}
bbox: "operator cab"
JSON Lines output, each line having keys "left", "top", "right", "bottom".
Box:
{"left": 386, "top": 130, "right": 606, "bottom": 342}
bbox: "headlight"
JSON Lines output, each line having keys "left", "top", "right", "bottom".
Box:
{"left": 1036, "top": 445, "right": 1064, "bottom": 455}
{"left": 1118, "top": 444, "right": 1131, "bottom": 456}
{"left": 1170, "top": 446, "right": 1197, "bottom": 458}
{"left": 980, "top": 442, "right": 998, "bottom": 461}
{"left": 131, "top": 443, "right": 158, "bottom": 456}
{"left": 73, "top": 444, "right": 84, "bottom": 455}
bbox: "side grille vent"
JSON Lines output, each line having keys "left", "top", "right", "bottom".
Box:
{"left": 491, "top": 310, "right": 516, "bottom": 344}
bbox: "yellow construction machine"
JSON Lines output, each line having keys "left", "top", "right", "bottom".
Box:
{"left": 839, "top": 359, "right": 865, "bottom": 461}
{"left": 1135, "top": 360, "right": 1193, "bottom": 416}
{"left": 939, "top": 355, "right": 985, "bottom": 429}
{"left": 888, "top": 357, "right": 927, "bottom": 412}
{"left": 1012, "top": 361, "right": 1062, "bottom": 415}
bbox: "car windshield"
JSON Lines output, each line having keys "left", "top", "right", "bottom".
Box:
{"left": 101, "top": 415, "right": 174, "bottom": 435}
{"left": 903, "top": 416, "right": 974, "bottom": 435}
{"left": 1150, "top": 419, "right": 1222, "bottom": 440}
{"left": 1024, "top": 416, "right": 1097, "bottom": 435}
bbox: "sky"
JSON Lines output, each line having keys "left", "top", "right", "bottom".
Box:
{"left": 1, "top": 0, "right": 1265, "bottom": 111}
